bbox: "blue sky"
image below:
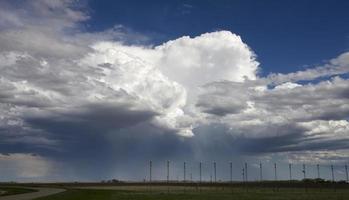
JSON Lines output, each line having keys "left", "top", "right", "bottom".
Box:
{"left": 0, "top": 0, "right": 348, "bottom": 182}
{"left": 87, "top": 0, "right": 349, "bottom": 75}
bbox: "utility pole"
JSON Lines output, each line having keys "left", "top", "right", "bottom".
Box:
{"left": 289, "top": 163, "right": 292, "bottom": 181}
{"left": 230, "top": 162, "right": 233, "bottom": 183}
{"left": 317, "top": 164, "right": 320, "bottom": 179}
{"left": 199, "top": 162, "right": 202, "bottom": 183}
{"left": 149, "top": 160, "right": 152, "bottom": 182}
{"left": 259, "top": 162, "right": 263, "bottom": 181}
{"left": 274, "top": 163, "right": 277, "bottom": 181}
{"left": 184, "top": 162, "right": 186, "bottom": 182}
{"left": 345, "top": 164, "right": 348, "bottom": 182}
{"left": 242, "top": 168, "right": 245, "bottom": 182}
{"left": 214, "top": 162, "right": 217, "bottom": 183}
{"left": 244, "top": 162, "right": 248, "bottom": 182}
{"left": 167, "top": 160, "right": 170, "bottom": 183}
{"left": 331, "top": 165, "right": 335, "bottom": 182}
{"left": 302, "top": 164, "right": 306, "bottom": 179}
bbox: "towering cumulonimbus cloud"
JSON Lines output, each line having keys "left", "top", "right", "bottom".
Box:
{"left": 0, "top": 0, "right": 349, "bottom": 181}
{"left": 80, "top": 31, "right": 260, "bottom": 136}
{"left": 155, "top": 31, "right": 259, "bottom": 87}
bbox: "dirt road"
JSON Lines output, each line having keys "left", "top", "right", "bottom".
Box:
{"left": 0, "top": 187, "right": 65, "bottom": 200}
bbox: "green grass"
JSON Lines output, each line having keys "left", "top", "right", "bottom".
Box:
{"left": 0, "top": 187, "right": 37, "bottom": 196}
{"left": 35, "top": 187, "right": 349, "bottom": 200}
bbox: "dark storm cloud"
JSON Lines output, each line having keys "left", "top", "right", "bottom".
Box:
{"left": 196, "top": 81, "right": 249, "bottom": 116}
{"left": 191, "top": 122, "right": 349, "bottom": 155}
{"left": 196, "top": 103, "right": 246, "bottom": 116}
{"left": 29, "top": 122, "right": 194, "bottom": 180}
{"left": 25, "top": 103, "right": 158, "bottom": 136}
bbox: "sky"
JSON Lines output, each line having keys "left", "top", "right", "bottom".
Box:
{"left": 0, "top": 0, "right": 348, "bottom": 182}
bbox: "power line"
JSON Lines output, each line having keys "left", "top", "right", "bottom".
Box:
{"left": 149, "top": 160, "right": 152, "bottom": 182}
{"left": 167, "top": 160, "right": 170, "bottom": 183}
{"left": 331, "top": 165, "right": 334, "bottom": 182}
{"left": 199, "top": 162, "right": 202, "bottom": 183}
{"left": 184, "top": 162, "right": 186, "bottom": 182}
{"left": 214, "top": 161, "right": 217, "bottom": 183}
{"left": 230, "top": 162, "right": 233, "bottom": 183}
{"left": 302, "top": 164, "right": 306, "bottom": 179}
{"left": 259, "top": 162, "right": 263, "bottom": 181}
{"left": 274, "top": 163, "right": 277, "bottom": 181}
{"left": 146, "top": 160, "right": 347, "bottom": 184}
{"left": 244, "top": 162, "right": 248, "bottom": 182}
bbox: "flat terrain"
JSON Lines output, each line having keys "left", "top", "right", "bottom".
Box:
{"left": 1, "top": 182, "right": 348, "bottom": 200}
{"left": 35, "top": 185, "right": 349, "bottom": 200}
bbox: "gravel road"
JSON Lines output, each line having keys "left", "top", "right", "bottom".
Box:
{"left": 0, "top": 187, "right": 65, "bottom": 200}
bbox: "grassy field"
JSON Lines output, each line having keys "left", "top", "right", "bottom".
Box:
{"left": 35, "top": 186, "right": 349, "bottom": 200}
{"left": 0, "top": 186, "right": 37, "bottom": 196}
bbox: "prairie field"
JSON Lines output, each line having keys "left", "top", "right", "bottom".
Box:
{"left": 34, "top": 183, "right": 349, "bottom": 200}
